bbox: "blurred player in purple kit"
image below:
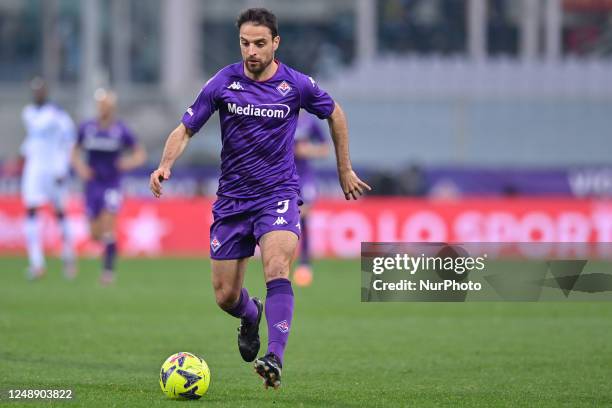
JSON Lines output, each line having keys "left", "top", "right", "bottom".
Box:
{"left": 20, "top": 77, "right": 77, "bottom": 279}
{"left": 150, "top": 8, "right": 370, "bottom": 389}
{"left": 292, "top": 111, "right": 329, "bottom": 287}
{"left": 72, "top": 90, "right": 146, "bottom": 285}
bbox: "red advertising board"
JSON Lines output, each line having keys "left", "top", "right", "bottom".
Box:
{"left": 564, "top": 0, "right": 612, "bottom": 11}
{"left": 1, "top": 196, "right": 611, "bottom": 258}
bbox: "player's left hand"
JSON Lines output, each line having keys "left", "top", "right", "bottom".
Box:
{"left": 339, "top": 168, "right": 371, "bottom": 200}
{"left": 118, "top": 157, "right": 132, "bottom": 172}
{"left": 150, "top": 167, "right": 171, "bottom": 198}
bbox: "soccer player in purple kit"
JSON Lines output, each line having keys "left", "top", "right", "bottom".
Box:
{"left": 72, "top": 90, "right": 146, "bottom": 285}
{"left": 150, "top": 8, "right": 370, "bottom": 389}
{"left": 293, "top": 111, "right": 330, "bottom": 287}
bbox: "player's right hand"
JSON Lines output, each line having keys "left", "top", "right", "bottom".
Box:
{"left": 150, "top": 167, "right": 171, "bottom": 198}
{"left": 76, "top": 165, "right": 94, "bottom": 181}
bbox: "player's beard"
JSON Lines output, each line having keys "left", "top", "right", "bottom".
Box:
{"left": 245, "top": 56, "right": 273, "bottom": 76}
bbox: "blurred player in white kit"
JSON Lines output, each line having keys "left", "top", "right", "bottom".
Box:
{"left": 20, "top": 77, "right": 77, "bottom": 279}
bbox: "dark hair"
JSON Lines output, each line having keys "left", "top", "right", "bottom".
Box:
{"left": 236, "top": 8, "right": 278, "bottom": 38}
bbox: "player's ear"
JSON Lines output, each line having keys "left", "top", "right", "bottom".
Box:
{"left": 273, "top": 35, "right": 280, "bottom": 52}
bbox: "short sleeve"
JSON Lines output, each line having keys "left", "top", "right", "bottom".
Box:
{"left": 181, "top": 73, "right": 223, "bottom": 134}
{"left": 298, "top": 75, "right": 335, "bottom": 120}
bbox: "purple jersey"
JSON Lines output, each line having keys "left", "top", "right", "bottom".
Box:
{"left": 182, "top": 61, "right": 335, "bottom": 200}
{"left": 77, "top": 119, "right": 136, "bottom": 186}
{"left": 294, "top": 111, "right": 327, "bottom": 183}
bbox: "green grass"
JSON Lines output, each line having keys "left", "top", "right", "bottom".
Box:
{"left": 1, "top": 257, "right": 611, "bottom": 407}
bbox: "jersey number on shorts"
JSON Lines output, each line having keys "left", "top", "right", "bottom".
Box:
{"left": 276, "top": 200, "right": 289, "bottom": 214}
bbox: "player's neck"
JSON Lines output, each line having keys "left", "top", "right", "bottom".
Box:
{"left": 243, "top": 60, "right": 278, "bottom": 82}
{"left": 98, "top": 116, "right": 113, "bottom": 129}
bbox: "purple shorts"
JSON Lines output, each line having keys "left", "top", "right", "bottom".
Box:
{"left": 85, "top": 182, "right": 122, "bottom": 219}
{"left": 210, "top": 194, "right": 302, "bottom": 260}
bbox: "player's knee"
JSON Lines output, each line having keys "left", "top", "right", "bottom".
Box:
{"left": 214, "top": 286, "right": 241, "bottom": 311}
{"left": 90, "top": 229, "right": 101, "bottom": 241}
{"left": 101, "top": 231, "right": 115, "bottom": 242}
{"left": 90, "top": 225, "right": 102, "bottom": 241}
{"left": 264, "top": 255, "right": 290, "bottom": 280}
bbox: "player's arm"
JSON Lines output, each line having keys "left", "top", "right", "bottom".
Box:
{"left": 119, "top": 143, "right": 147, "bottom": 172}
{"left": 10, "top": 109, "right": 26, "bottom": 175}
{"left": 56, "top": 112, "right": 77, "bottom": 182}
{"left": 17, "top": 107, "right": 30, "bottom": 166}
{"left": 149, "top": 123, "right": 193, "bottom": 198}
{"left": 71, "top": 144, "right": 93, "bottom": 181}
{"left": 150, "top": 74, "right": 220, "bottom": 197}
{"left": 327, "top": 102, "right": 371, "bottom": 200}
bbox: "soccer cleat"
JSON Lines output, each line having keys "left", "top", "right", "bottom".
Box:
{"left": 293, "top": 264, "right": 313, "bottom": 287}
{"left": 26, "top": 266, "right": 45, "bottom": 281}
{"left": 237, "top": 297, "right": 263, "bottom": 362}
{"left": 254, "top": 353, "right": 282, "bottom": 389}
{"left": 63, "top": 258, "right": 77, "bottom": 280}
{"left": 99, "top": 270, "right": 115, "bottom": 286}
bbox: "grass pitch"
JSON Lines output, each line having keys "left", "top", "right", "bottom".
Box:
{"left": 1, "top": 257, "right": 611, "bottom": 407}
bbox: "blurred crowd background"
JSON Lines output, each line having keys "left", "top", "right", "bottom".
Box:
{"left": 1, "top": 0, "right": 612, "bottom": 199}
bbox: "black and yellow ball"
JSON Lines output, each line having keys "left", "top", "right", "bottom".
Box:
{"left": 159, "top": 352, "right": 210, "bottom": 399}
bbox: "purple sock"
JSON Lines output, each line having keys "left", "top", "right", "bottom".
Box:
{"left": 265, "top": 278, "right": 294, "bottom": 365}
{"left": 227, "top": 288, "right": 259, "bottom": 323}
{"left": 299, "top": 216, "right": 310, "bottom": 266}
{"left": 103, "top": 240, "right": 117, "bottom": 272}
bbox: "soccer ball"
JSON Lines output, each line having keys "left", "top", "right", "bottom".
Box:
{"left": 159, "top": 352, "right": 210, "bottom": 399}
